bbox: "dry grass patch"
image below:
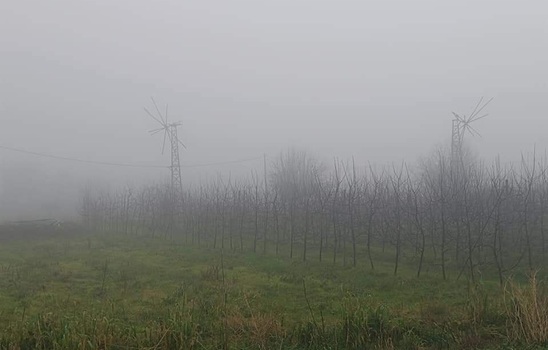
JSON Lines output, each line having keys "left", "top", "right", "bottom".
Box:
{"left": 505, "top": 270, "right": 548, "bottom": 344}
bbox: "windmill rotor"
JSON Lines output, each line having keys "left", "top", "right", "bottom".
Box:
{"left": 450, "top": 97, "right": 493, "bottom": 170}
{"left": 451, "top": 97, "right": 492, "bottom": 140}
{"left": 145, "top": 99, "right": 187, "bottom": 154}
{"left": 458, "top": 116, "right": 482, "bottom": 138}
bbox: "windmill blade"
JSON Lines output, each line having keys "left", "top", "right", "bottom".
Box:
{"left": 469, "top": 97, "right": 494, "bottom": 121}
{"left": 149, "top": 127, "right": 166, "bottom": 135}
{"left": 144, "top": 107, "right": 165, "bottom": 126}
{"left": 151, "top": 97, "right": 167, "bottom": 124}
{"left": 464, "top": 123, "right": 482, "bottom": 138}
{"left": 161, "top": 130, "right": 168, "bottom": 154}
{"left": 177, "top": 138, "right": 187, "bottom": 149}
{"left": 469, "top": 97, "right": 484, "bottom": 120}
{"left": 469, "top": 113, "right": 489, "bottom": 123}
{"left": 463, "top": 114, "right": 474, "bottom": 123}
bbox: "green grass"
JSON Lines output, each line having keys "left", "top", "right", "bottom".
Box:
{"left": 0, "top": 229, "right": 545, "bottom": 349}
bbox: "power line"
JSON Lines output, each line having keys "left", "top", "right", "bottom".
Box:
{"left": 0, "top": 144, "right": 265, "bottom": 169}
{"left": 180, "top": 156, "right": 264, "bottom": 168}
{"left": 0, "top": 144, "right": 167, "bottom": 168}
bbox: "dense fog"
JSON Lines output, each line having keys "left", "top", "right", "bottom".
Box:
{"left": 1, "top": 0, "right": 547, "bottom": 220}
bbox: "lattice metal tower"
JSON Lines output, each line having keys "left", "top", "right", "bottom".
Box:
{"left": 451, "top": 118, "right": 465, "bottom": 165}
{"left": 168, "top": 122, "right": 183, "bottom": 195}
{"left": 145, "top": 98, "right": 186, "bottom": 196}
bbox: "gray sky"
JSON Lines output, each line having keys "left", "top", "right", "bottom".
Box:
{"left": 1, "top": 0, "right": 547, "bottom": 218}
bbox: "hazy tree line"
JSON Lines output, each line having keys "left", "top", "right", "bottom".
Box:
{"left": 81, "top": 147, "right": 548, "bottom": 283}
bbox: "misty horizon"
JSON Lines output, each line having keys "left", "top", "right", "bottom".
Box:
{"left": 1, "top": 0, "right": 547, "bottom": 220}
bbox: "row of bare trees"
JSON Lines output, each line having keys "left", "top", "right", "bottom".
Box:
{"left": 81, "top": 148, "right": 548, "bottom": 282}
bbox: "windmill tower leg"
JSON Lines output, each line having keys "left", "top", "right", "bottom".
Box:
{"left": 169, "top": 124, "right": 183, "bottom": 195}
{"left": 451, "top": 119, "right": 463, "bottom": 171}
{"left": 167, "top": 124, "right": 183, "bottom": 238}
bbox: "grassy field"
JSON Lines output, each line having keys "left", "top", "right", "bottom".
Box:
{"left": 0, "top": 227, "right": 546, "bottom": 349}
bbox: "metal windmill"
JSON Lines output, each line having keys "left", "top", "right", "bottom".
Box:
{"left": 450, "top": 97, "right": 493, "bottom": 166}
{"left": 144, "top": 98, "right": 186, "bottom": 196}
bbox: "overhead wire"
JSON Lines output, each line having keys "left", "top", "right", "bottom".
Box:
{"left": 0, "top": 144, "right": 265, "bottom": 169}
{"left": 180, "top": 156, "right": 264, "bottom": 168}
